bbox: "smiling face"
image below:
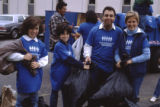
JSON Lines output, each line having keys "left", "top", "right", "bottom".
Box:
{"left": 28, "top": 25, "right": 39, "bottom": 39}
{"left": 102, "top": 10, "right": 115, "bottom": 30}
{"left": 126, "top": 17, "right": 138, "bottom": 31}
{"left": 58, "top": 6, "right": 67, "bottom": 16}
{"left": 60, "top": 30, "right": 70, "bottom": 43}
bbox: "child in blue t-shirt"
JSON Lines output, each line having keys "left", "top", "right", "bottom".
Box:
{"left": 7, "top": 16, "right": 48, "bottom": 107}
{"left": 50, "top": 22, "right": 89, "bottom": 107}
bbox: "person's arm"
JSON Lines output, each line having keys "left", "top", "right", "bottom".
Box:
{"left": 83, "top": 43, "right": 92, "bottom": 63}
{"left": 38, "top": 55, "right": 48, "bottom": 68}
{"left": 7, "top": 53, "right": 32, "bottom": 61}
{"left": 131, "top": 47, "right": 150, "bottom": 63}
{"left": 127, "top": 38, "right": 150, "bottom": 64}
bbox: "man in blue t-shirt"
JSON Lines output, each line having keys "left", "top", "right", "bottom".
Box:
{"left": 83, "top": 6, "right": 125, "bottom": 106}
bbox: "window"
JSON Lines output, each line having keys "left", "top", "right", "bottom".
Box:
{"left": 89, "top": 0, "right": 95, "bottom": 4}
{"left": 18, "top": 16, "right": 24, "bottom": 22}
{"left": 88, "top": 0, "right": 95, "bottom": 11}
{"left": 122, "top": 0, "right": 131, "bottom": 13}
{"left": 0, "top": 16, "right": 13, "bottom": 21}
{"left": 124, "top": 0, "right": 131, "bottom": 5}
{"left": 3, "top": 0, "right": 8, "bottom": 14}
{"left": 28, "top": 0, "right": 34, "bottom": 15}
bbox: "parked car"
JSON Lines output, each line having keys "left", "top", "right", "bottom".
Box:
{"left": 0, "top": 14, "right": 28, "bottom": 39}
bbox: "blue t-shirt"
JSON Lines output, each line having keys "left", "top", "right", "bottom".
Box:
{"left": 50, "top": 41, "right": 74, "bottom": 91}
{"left": 16, "top": 37, "right": 48, "bottom": 93}
{"left": 77, "top": 21, "right": 100, "bottom": 43}
{"left": 86, "top": 25, "right": 123, "bottom": 72}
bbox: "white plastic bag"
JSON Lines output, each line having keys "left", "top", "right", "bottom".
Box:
{"left": 72, "top": 36, "right": 83, "bottom": 61}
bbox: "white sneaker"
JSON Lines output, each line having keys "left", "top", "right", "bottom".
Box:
{"left": 150, "top": 96, "right": 157, "bottom": 102}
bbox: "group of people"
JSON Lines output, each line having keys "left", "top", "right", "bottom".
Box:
{"left": 5, "top": 0, "right": 160, "bottom": 107}
{"left": 48, "top": 1, "right": 151, "bottom": 107}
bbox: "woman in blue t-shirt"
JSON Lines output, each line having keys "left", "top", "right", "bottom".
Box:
{"left": 115, "top": 11, "right": 150, "bottom": 103}
{"left": 50, "top": 22, "right": 89, "bottom": 107}
{"left": 75, "top": 10, "right": 101, "bottom": 43}
{"left": 7, "top": 16, "right": 48, "bottom": 107}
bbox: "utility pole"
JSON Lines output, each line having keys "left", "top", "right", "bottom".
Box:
{"left": 52, "top": 0, "right": 53, "bottom": 10}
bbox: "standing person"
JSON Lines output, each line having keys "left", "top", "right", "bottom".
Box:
{"left": 150, "top": 58, "right": 160, "bottom": 102}
{"left": 50, "top": 23, "right": 89, "bottom": 107}
{"left": 75, "top": 10, "right": 100, "bottom": 61}
{"left": 83, "top": 6, "right": 126, "bottom": 106}
{"left": 7, "top": 16, "right": 48, "bottom": 107}
{"left": 75, "top": 10, "right": 100, "bottom": 43}
{"left": 49, "top": 0, "right": 69, "bottom": 50}
{"left": 115, "top": 11, "right": 150, "bottom": 103}
{"left": 150, "top": 78, "right": 160, "bottom": 102}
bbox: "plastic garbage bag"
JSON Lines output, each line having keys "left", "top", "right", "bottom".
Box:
{"left": 124, "top": 98, "right": 140, "bottom": 107}
{"left": 91, "top": 70, "right": 133, "bottom": 100}
{"left": 72, "top": 35, "right": 83, "bottom": 61}
{"left": 22, "top": 96, "right": 49, "bottom": 107}
{"left": 63, "top": 69, "right": 91, "bottom": 107}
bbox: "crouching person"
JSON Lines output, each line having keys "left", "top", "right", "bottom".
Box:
{"left": 50, "top": 22, "right": 90, "bottom": 107}
{"left": 7, "top": 16, "right": 48, "bottom": 107}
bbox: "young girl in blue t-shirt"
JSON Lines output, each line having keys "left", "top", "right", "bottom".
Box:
{"left": 50, "top": 22, "right": 89, "bottom": 107}
{"left": 7, "top": 16, "right": 48, "bottom": 107}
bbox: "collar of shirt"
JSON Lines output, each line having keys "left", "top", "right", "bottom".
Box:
{"left": 124, "top": 27, "right": 144, "bottom": 36}
{"left": 54, "top": 11, "right": 65, "bottom": 18}
{"left": 99, "top": 23, "right": 116, "bottom": 30}
{"left": 22, "top": 35, "right": 38, "bottom": 42}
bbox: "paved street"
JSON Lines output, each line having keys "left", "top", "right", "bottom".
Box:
{"left": 0, "top": 38, "right": 160, "bottom": 107}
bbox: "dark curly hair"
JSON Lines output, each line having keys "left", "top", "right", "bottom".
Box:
{"left": 20, "top": 16, "right": 42, "bottom": 35}
{"left": 56, "top": 22, "right": 72, "bottom": 38}
{"left": 86, "top": 10, "right": 98, "bottom": 24}
{"left": 56, "top": 1, "right": 67, "bottom": 11}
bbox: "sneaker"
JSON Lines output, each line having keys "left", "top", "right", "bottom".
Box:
{"left": 150, "top": 96, "right": 157, "bottom": 102}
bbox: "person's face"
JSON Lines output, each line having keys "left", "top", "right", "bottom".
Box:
{"left": 59, "top": 6, "right": 67, "bottom": 16}
{"left": 126, "top": 17, "right": 138, "bottom": 31}
{"left": 60, "top": 30, "right": 69, "bottom": 43}
{"left": 28, "top": 25, "right": 39, "bottom": 39}
{"left": 102, "top": 10, "right": 115, "bottom": 27}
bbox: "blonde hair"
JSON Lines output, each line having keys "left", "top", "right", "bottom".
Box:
{"left": 125, "top": 11, "right": 139, "bottom": 24}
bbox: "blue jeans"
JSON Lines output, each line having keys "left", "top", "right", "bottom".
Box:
{"left": 50, "top": 90, "right": 58, "bottom": 107}
{"left": 153, "top": 78, "right": 160, "bottom": 98}
{"left": 50, "top": 89, "right": 70, "bottom": 107}
{"left": 130, "top": 76, "right": 144, "bottom": 99}
{"left": 16, "top": 92, "right": 38, "bottom": 107}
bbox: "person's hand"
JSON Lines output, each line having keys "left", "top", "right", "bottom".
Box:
{"left": 126, "top": 59, "right": 132, "bottom": 65}
{"left": 69, "top": 25, "right": 73, "bottom": 29}
{"left": 85, "top": 56, "right": 91, "bottom": 64}
{"left": 31, "top": 61, "right": 40, "bottom": 69}
{"left": 116, "top": 61, "right": 121, "bottom": 68}
{"left": 24, "top": 53, "right": 32, "bottom": 61}
{"left": 83, "top": 64, "right": 90, "bottom": 70}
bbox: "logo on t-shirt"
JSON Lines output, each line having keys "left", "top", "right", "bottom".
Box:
{"left": 29, "top": 46, "right": 39, "bottom": 52}
{"left": 100, "top": 36, "right": 113, "bottom": 47}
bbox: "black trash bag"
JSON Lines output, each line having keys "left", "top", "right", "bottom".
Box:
{"left": 21, "top": 96, "right": 49, "bottom": 107}
{"left": 38, "top": 96, "right": 49, "bottom": 107}
{"left": 149, "top": 103, "right": 160, "bottom": 107}
{"left": 91, "top": 70, "right": 133, "bottom": 100}
{"left": 63, "top": 69, "right": 91, "bottom": 107}
{"left": 124, "top": 98, "right": 140, "bottom": 107}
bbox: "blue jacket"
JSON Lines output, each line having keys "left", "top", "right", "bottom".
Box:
{"left": 124, "top": 32, "right": 148, "bottom": 77}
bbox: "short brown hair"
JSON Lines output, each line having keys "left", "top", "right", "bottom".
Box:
{"left": 103, "top": 6, "right": 116, "bottom": 16}
{"left": 20, "top": 16, "right": 42, "bottom": 35}
{"left": 125, "top": 11, "right": 139, "bottom": 24}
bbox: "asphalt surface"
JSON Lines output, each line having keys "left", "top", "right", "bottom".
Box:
{"left": 0, "top": 38, "right": 160, "bottom": 107}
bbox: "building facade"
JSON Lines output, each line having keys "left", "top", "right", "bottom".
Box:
{"left": 0, "top": 0, "right": 160, "bottom": 16}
